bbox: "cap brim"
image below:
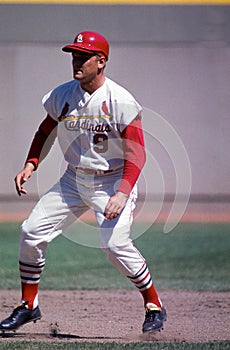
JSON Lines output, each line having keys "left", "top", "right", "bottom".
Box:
{"left": 62, "top": 44, "right": 93, "bottom": 54}
{"left": 62, "top": 44, "right": 108, "bottom": 60}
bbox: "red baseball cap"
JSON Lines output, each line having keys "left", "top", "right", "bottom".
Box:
{"left": 62, "top": 31, "right": 109, "bottom": 61}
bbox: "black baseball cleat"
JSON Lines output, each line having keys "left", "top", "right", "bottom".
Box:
{"left": 0, "top": 301, "right": 41, "bottom": 332}
{"left": 142, "top": 305, "right": 167, "bottom": 333}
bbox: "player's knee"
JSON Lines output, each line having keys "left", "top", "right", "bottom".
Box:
{"left": 20, "top": 219, "right": 46, "bottom": 244}
{"left": 20, "top": 221, "right": 37, "bottom": 249}
{"left": 102, "top": 245, "right": 119, "bottom": 264}
{"left": 101, "top": 231, "right": 130, "bottom": 250}
{"left": 21, "top": 215, "right": 50, "bottom": 237}
{"left": 102, "top": 242, "right": 127, "bottom": 258}
{"left": 20, "top": 219, "right": 38, "bottom": 237}
{"left": 19, "top": 221, "right": 48, "bottom": 263}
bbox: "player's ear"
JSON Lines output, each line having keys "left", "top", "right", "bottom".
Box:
{"left": 97, "top": 56, "right": 106, "bottom": 69}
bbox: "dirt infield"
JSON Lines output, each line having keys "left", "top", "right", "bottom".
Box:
{"left": 0, "top": 290, "right": 229, "bottom": 344}
{"left": 0, "top": 204, "right": 230, "bottom": 344}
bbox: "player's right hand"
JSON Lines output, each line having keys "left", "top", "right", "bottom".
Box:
{"left": 104, "top": 191, "right": 128, "bottom": 221}
{"left": 14, "top": 162, "right": 35, "bottom": 196}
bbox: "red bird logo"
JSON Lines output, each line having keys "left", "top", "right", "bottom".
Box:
{"left": 102, "top": 101, "right": 109, "bottom": 115}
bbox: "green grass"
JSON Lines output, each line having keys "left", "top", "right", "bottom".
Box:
{"left": 0, "top": 222, "right": 229, "bottom": 291}
{"left": 0, "top": 222, "right": 229, "bottom": 348}
{"left": 0, "top": 341, "right": 229, "bottom": 350}
{"left": 135, "top": 222, "right": 230, "bottom": 291}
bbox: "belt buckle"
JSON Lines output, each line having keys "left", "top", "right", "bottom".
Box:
{"left": 95, "top": 169, "right": 105, "bottom": 175}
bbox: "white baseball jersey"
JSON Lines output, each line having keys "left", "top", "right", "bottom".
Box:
{"left": 18, "top": 77, "right": 152, "bottom": 300}
{"left": 42, "top": 78, "right": 142, "bottom": 170}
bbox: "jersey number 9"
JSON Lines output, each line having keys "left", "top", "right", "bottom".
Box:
{"left": 93, "top": 134, "right": 108, "bottom": 154}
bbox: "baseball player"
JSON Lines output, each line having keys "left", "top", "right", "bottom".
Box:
{"left": 0, "top": 31, "right": 166, "bottom": 334}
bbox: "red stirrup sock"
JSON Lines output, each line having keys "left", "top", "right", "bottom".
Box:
{"left": 127, "top": 264, "right": 162, "bottom": 309}
{"left": 140, "top": 284, "right": 162, "bottom": 309}
{"left": 21, "top": 282, "right": 39, "bottom": 310}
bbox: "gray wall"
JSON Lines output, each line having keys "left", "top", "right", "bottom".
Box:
{"left": 0, "top": 5, "right": 230, "bottom": 198}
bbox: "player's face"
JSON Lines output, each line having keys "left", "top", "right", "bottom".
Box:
{"left": 72, "top": 52, "right": 104, "bottom": 83}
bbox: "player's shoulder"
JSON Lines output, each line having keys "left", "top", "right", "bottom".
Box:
{"left": 42, "top": 80, "right": 80, "bottom": 106}
{"left": 43, "top": 80, "right": 79, "bottom": 102}
{"left": 55, "top": 79, "right": 79, "bottom": 92}
{"left": 105, "top": 78, "right": 137, "bottom": 101}
{"left": 42, "top": 80, "right": 80, "bottom": 119}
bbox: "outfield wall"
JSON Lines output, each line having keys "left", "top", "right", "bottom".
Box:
{"left": 0, "top": 4, "right": 230, "bottom": 205}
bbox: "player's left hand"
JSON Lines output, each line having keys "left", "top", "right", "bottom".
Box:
{"left": 104, "top": 191, "right": 128, "bottom": 221}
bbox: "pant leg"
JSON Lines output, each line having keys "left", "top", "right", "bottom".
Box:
{"left": 94, "top": 179, "right": 146, "bottom": 278}
{"left": 19, "top": 169, "right": 88, "bottom": 283}
{"left": 94, "top": 179, "right": 161, "bottom": 306}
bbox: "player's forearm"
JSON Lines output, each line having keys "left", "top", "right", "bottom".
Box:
{"left": 26, "top": 130, "right": 48, "bottom": 170}
{"left": 118, "top": 116, "right": 146, "bottom": 195}
{"left": 26, "top": 115, "right": 58, "bottom": 170}
{"left": 117, "top": 157, "right": 146, "bottom": 195}
{"left": 26, "top": 130, "right": 55, "bottom": 169}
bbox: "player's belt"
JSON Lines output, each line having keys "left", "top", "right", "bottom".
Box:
{"left": 75, "top": 167, "right": 116, "bottom": 175}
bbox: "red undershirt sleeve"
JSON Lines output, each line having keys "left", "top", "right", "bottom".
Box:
{"left": 117, "top": 114, "right": 146, "bottom": 195}
{"left": 26, "top": 114, "right": 58, "bottom": 170}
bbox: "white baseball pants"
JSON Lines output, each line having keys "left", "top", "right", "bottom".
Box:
{"left": 19, "top": 165, "right": 146, "bottom": 283}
